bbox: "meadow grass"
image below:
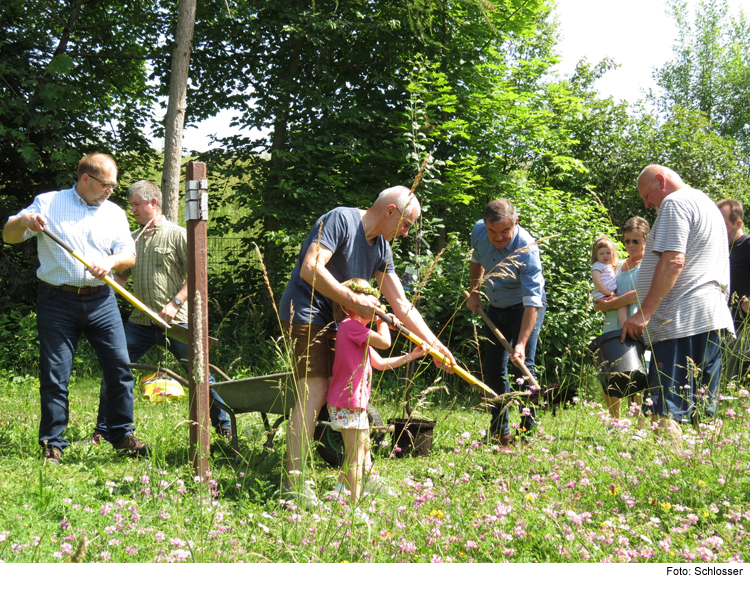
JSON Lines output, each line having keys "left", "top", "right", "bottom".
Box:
{"left": 0, "top": 370, "right": 749, "bottom": 563}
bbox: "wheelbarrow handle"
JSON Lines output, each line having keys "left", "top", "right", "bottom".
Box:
{"left": 462, "top": 290, "right": 540, "bottom": 390}
{"left": 374, "top": 310, "right": 497, "bottom": 397}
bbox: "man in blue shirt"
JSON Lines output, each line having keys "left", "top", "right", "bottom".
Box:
{"left": 467, "top": 199, "right": 546, "bottom": 446}
{"left": 278, "top": 186, "right": 456, "bottom": 506}
{"left": 3, "top": 153, "right": 149, "bottom": 464}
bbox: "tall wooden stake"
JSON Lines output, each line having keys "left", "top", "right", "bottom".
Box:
{"left": 185, "top": 161, "right": 210, "bottom": 478}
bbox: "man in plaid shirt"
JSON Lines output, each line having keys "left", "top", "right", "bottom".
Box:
{"left": 91, "top": 180, "right": 232, "bottom": 442}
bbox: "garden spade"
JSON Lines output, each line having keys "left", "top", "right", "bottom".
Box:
{"left": 462, "top": 290, "right": 540, "bottom": 390}
{"left": 42, "top": 226, "right": 217, "bottom": 350}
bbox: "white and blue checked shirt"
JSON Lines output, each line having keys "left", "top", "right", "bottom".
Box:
{"left": 11, "top": 186, "right": 136, "bottom": 287}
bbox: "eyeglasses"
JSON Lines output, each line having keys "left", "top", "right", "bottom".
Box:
{"left": 88, "top": 174, "right": 117, "bottom": 191}
{"left": 623, "top": 239, "right": 641, "bottom": 245}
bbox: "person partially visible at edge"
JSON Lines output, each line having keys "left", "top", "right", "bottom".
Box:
{"left": 593, "top": 216, "right": 651, "bottom": 423}
{"left": 467, "top": 198, "right": 547, "bottom": 448}
{"left": 92, "top": 180, "right": 233, "bottom": 443}
{"left": 277, "top": 185, "right": 456, "bottom": 508}
{"left": 621, "top": 164, "right": 734, "bottom": 438}
{"left": 2, "top": 153, "right": 149, "bottom": 464}
{"left": 717, "top": 199, "right": 750, "bottom": 382}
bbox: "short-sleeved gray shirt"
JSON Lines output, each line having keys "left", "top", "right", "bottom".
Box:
{"left": 279, "top": 207, "right": 395, "bottom": 326}
{"left": 635, "top": 186, "right": 733, "bottom": 343}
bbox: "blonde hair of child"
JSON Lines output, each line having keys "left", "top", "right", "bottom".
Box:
{"left": 590, "top": 235, "right": 619, "bottom": 267}
{"left": 333, "top": 278, "right": 379, "bottom": 323}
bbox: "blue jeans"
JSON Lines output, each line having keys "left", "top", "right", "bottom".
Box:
{"left": 37, "top": 284, "right": 135, "bottom": 449}
{"left": 483, "top": 299, "right": 546, "bottom": 437}
{"left": 644, "top": 330, "right": 722, "bottom": 424}
{"left": 96, "top": 322, "right": 231, "bottom": 436}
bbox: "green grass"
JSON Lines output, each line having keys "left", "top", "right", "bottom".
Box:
{"left": 0, "top": 370, "right": 749, "bottom": 563}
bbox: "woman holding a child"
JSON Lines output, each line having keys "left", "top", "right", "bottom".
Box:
{"left": 593, "top": 216, "right": 651, "bottom": 421}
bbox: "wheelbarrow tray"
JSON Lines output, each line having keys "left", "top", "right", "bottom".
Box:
{"left": 210, "top": 371, "right": 297, "bottom": 416}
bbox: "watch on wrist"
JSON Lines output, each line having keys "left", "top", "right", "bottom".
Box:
{"left": 172, "top": 297, "right": 183, "bottom": 307}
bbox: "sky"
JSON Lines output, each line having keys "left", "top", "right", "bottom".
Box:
{"left": 174, "top": 0, "right": 746, "bottom": 152}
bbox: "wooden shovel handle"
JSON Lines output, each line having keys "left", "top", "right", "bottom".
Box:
{"left": 462, "top": 290, "right": 540, "bottom": 390}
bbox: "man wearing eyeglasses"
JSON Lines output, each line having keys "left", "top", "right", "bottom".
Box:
{"left": 2, "top": 153, "right": 149, "bottom": 464}
{"left": 622, "top": 164, "right": 733, "bottom": 438}
{"left": 277, "top": 185, "right": 456, "bottom": 507}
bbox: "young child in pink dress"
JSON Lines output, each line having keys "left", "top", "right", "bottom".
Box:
{"left": 327, "top": 279, "right": 427, "bottom": 504}
{"left": 591, "top": 235, "right": 626, "bottom": 329}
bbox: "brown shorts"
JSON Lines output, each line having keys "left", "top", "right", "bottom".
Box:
{"left": 281, "top": 321, "right": 336, "bottom": 379}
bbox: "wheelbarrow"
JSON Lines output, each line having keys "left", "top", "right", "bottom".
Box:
{"left": 130, "top": 363, "right": 388, "bottom": 466}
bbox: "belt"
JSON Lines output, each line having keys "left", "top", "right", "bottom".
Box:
{"left": 492, "top": 302, "right": 525, "bottom": 311}
{"left": 40, "top": 280, "right": 106, "bottom": 295}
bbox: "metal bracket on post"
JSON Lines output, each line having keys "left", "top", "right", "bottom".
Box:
{"left": 185, "top": 178, "right": 208, "bottom": 222}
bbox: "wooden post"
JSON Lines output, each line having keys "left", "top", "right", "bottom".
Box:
{"left": 185, "top": 161, "right": 210, "bottom": 478}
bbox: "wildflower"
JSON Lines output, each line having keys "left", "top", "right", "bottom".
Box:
{"left": 522, "top": 407, "right": 531, "bottom": 417}
{"left": 60, "top": 520, "right": 70, "bottom": 530}
{"left": 697, "top": 480, "right": 706, "bottom": 487}
{"left": 399, "top": 540, "right": 417, "bottom": 553}
{"left": 515, "top": 377, "right": 525, "bottom": 385}
{"left": 660, "top": 503, "right": 672, "bottom": 511}
{"left": 155, "top": 532, "right": 165, "bottom": 542}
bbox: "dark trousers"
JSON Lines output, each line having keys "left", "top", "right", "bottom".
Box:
{"left": 96, "top": 322, "right": 231, "bottom": 435}
{"left": 37, "top": 284, "right": 135, "bottom": 449}
{"left": 645, "top": 330, "right": 722, "bottom": 424}
{"left": 483, "top": 301, "right": 546, "bottom": 436}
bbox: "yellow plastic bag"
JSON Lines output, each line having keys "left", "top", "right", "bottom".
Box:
{"left": 140, "top": 372, "right": 185, "bottom": 404}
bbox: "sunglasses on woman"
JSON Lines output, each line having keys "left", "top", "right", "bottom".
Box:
{"left": 624, "top": 239, "right": 641, "bottom": 245}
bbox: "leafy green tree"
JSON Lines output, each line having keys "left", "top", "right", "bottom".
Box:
{"left": 0, "top": 0, "right": 168, "bottom": 309}
{"left": 653, "top": 0, "right": 750, "bottom": 150}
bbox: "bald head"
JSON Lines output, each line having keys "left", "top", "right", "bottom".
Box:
{"left": 374, "top": 186, "right": 420, "bottom": 217}
{"left": 636, "top": 164, "right": 685, "bottom": 209}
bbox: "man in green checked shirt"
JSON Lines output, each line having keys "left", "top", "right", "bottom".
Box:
{"left": 91, "top": 180, "right": 232, "bottom": 442}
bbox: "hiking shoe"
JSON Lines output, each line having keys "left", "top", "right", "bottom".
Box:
{"left": 43, "top": 445, "right": 62, "bottom": 465}
{"left": 217, "top": 425, "right": 233, "bottom": 444}
{"left": 363, "top": 473, "right": 397, "bottom": 497}
{"left": 112, "top": 433, "right": 150, "bottom": 457}
{"left": 90, "top": 430, "right": 109, "bottom": 445}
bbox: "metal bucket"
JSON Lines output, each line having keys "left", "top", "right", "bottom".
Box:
{"left": 589, "top": 330, "right": 648, "bottom": 398}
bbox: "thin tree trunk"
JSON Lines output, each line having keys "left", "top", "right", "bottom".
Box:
{"left": 162, "top": 0, "right": 197, "bottom": 221}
